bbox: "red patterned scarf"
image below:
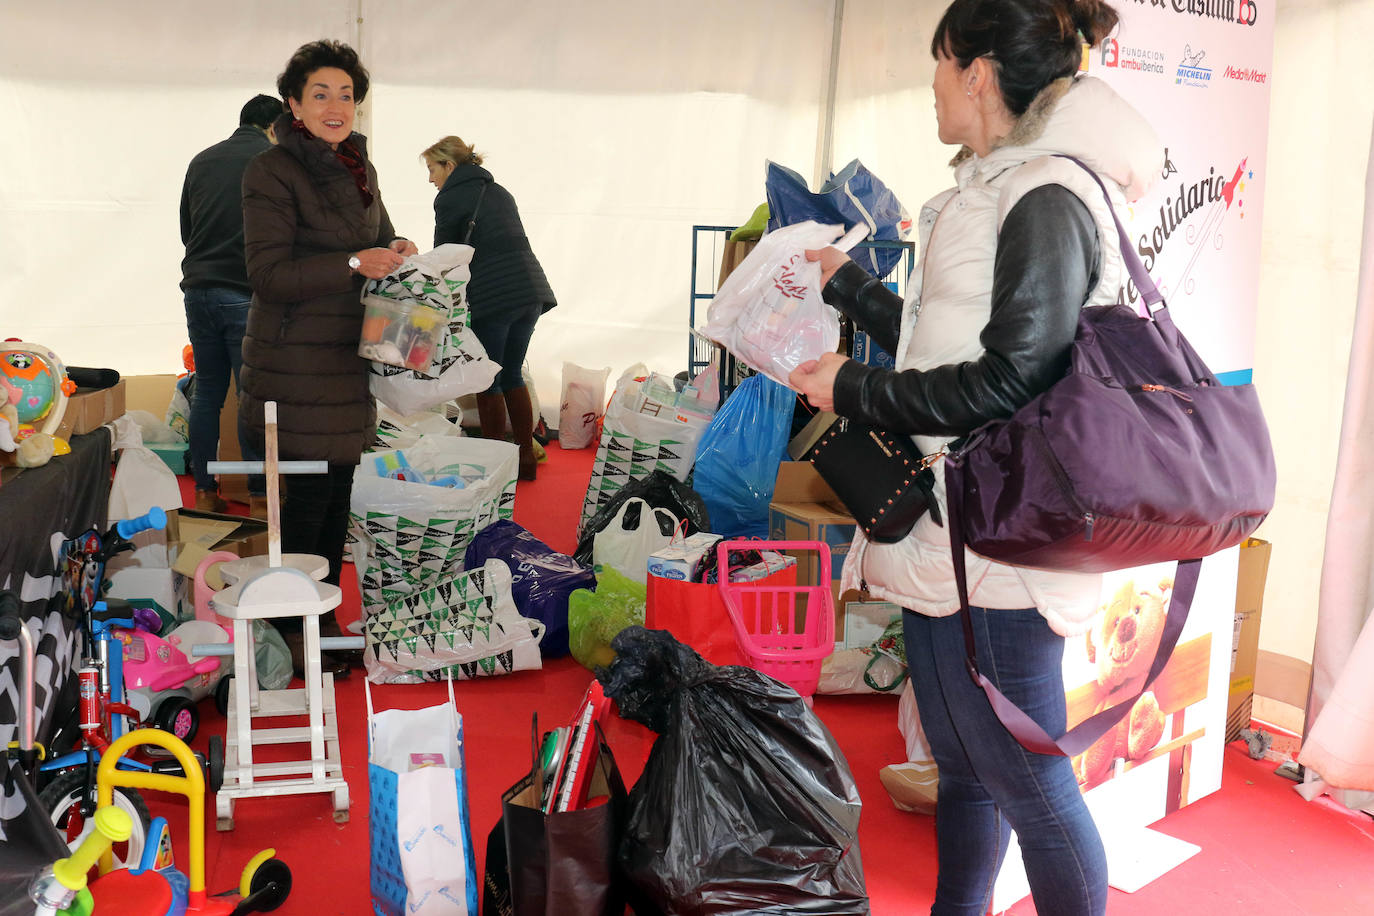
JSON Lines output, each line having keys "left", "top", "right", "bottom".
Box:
{"left": 291, "top": 118, "right": 374, "bottom": 207}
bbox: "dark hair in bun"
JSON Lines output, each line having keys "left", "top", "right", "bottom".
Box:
{"left": 930, "top": 0, "right": 1119, "bottom": 115}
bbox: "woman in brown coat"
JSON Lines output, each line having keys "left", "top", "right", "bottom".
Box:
{"left": 240, "top": 39, "right": 417, "bottom": 673}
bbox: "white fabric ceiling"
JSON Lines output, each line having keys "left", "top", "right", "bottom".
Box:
{"left": 2, "top": 0, "right": 914, "bottom": 407}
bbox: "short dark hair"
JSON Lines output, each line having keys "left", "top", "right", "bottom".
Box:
{"left": 930, "top": 0, "right": 1119, "bottom": 116}
{"left": 240, "top": 94, "right": 283, "bottom": 129}
{"left": 276, "top": 40, "right": 370, "bottom": 105}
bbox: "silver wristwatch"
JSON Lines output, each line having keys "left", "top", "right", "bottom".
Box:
{"left": 348, "top": 255, "right": 362, "bottom": 271}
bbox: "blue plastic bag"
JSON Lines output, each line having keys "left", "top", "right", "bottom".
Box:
{"left": 463, "top": 520, "right": 596, "bottom": 658}
{"left": 765, "top": 158, "right": 912, "bottom": 279}
{"left": 691, "top": 374, "right": 795, "bottom": 538}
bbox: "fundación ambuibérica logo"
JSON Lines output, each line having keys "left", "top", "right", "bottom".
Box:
{"left": 1175, "top": 44, "right": 1212, "bottom": 87}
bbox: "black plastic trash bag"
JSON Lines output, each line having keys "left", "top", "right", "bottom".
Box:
{"left": 573, "top": 471, "right": 710, "bottom": 568}
{"left": 598, "top": 627, "right": 869, "bottom": 915}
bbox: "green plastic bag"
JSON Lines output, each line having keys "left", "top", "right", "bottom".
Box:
{"left": 568, "top": 567, "right": 646, "bottom": 671}
{"left": 253, "top": 619, "right": 293, "bottom": 690}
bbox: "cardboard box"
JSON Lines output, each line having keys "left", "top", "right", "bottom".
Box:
{"left": 54, "top": 378, "right": 126, "bottom": 440}
{"left": 767, "top": 462, "right": 857, "bottom": 628}
{"left": 217, "top": 380, "right": 250, "bottom": 503}
{"left": 166, "top": 508, "right": 270, "bottom": 578}
{"left": 787, "top": 410, "right": 838, "bottom": 461}
{"left": 123, "top": 374, "right": 178, "bottom": 415}
{"left": 1226, "top": 537, "right": 1271, "bottom": 742}
{"left": 105, "top": 565, "right": 186, "bottom": 625}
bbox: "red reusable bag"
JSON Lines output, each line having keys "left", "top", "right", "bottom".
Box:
{"left": 645, "top": 565, "right": 797, "bottom": 667}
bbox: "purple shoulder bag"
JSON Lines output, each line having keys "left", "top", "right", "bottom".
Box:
{"left": 942, "top": 156, "right": 1276, "bottom": 756}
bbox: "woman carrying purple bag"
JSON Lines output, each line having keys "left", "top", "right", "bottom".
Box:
{"left": 789, "top": 1, "right": 1161, "bottom": 913}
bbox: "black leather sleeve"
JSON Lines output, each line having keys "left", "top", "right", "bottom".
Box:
{"left": 830, "top": 184, "right": 1100, "bottom": 437}
{"left": 822, "top": 260, "right": 904, "bottom": 355}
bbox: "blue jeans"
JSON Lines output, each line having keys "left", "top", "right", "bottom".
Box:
{"left": 183, "top": 288, "right": 263, "bottom": 496}
{"left": 904, "top": 607, "right": 1107, "bottom": 916}
{"left": 470, "top": 303, "right": 541, "bottom": 392}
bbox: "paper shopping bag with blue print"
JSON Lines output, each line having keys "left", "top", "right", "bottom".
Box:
{"left": 368, "top": 675, "right": 478, "bottom": 916}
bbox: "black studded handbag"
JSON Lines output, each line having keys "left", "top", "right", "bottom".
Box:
{"left": 809, "top": 417, "right": 941, "bottom": 543}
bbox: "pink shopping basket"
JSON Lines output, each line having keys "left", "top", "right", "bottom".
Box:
{"left": 717, "top": 540, "right": 835, "bottom": 700}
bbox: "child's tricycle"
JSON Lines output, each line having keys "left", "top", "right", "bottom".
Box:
{"left": 75, "top": 727, "right": 291, "bottom": 915}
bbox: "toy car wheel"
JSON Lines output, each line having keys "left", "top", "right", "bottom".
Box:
{"left": 154, "top": 696, "right": 199, "bottom": 743}
{"left": 215, "top": 675, "right": 233, "bottom": 717}
{"left": 39, "top": 769, "right": 151, "bottom": 870}
{"left": 244, "top": 856, "right": 292, "bottom": 911}
{"left": 208, "top": 735, "right": 224, "bottom": 794}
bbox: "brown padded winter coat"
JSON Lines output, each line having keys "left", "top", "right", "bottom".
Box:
{"left": 239, "top": 116, "right": 400, "bottom": 464}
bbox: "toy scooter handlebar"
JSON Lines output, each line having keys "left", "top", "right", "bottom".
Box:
{"left": 52, "top": 807, "right": 133, "bottom": 891}
{"left": 115, "top": 506, "right": 167, "bottom": 540}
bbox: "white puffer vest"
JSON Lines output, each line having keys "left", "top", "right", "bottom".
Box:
{"left": 839, "top": 76, "right": 1162, "bottom": 637}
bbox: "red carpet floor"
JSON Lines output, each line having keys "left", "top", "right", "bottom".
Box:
{"left": 154, "top": 442, "right": 1374, "bottom": 914}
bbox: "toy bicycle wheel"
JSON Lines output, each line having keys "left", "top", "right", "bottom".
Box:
{"left": 215, "top": 674, "right": 233, "bottom": 717}
{"left": 39, "top": 769, "right": 151, "bottom": 870}
{"left": 242, "top": 856, "right": 292, "bottom": 912}
{"left": 208, "top": 735, "right": 224, "bottom": 794}
{"left": 154, "top": 696, "right": 199, "bottom": 743}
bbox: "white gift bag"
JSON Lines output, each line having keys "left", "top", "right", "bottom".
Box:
{"left": 592, "top": 498, "right": 679, "bottom": 586}
{"left": 367, "top": 675, "right": 477, "bottom": 916}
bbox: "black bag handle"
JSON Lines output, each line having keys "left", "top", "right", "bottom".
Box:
{"left": 461, "top": 179, "right": 490, "bottom": 245}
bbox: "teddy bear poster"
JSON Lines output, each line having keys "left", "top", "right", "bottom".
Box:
{"left": 1061, "top": 561, "right": 1224, "bottom": 799}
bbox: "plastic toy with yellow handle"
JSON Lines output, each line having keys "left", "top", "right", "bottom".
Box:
{"left": 0, "top": 341, "right": 74, "bottom": 436}
{"left": 84, "top": 728, "right": 291, "bottom": 915}
{"left": 28, "top": 805, "right": 131, "bottom": 916}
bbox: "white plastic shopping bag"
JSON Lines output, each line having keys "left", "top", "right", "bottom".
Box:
{"left": 366, "top": 244, "right": 501, "bottom": 414}
{"left": 368, "top": 675, "right": 477, "bottom": 916}
{"left": 700, "top": 221, "right": 868, "bottom": 386}
{"left": 592, "top": 498, "right": 680, "bottom": 585}
{"left": 558, "top": 362, "right": 611, "bottom": 450}
{"left": 577, "top": 366, "right": 712, "bottom": 534}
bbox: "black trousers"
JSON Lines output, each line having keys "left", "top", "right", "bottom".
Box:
{"left": 276, "top": 462, "right": 355, "bottom": 632}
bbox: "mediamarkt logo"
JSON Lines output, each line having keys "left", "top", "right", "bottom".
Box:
{"left": 1222, "top": 64, "right": 1268, "bottom": 84}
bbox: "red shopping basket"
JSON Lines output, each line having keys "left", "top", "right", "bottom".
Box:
{"left": 717, "top": 540, "right": 835, "bottom": 700}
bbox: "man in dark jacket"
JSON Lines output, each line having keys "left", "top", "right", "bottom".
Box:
{"left": 179, "top": 94, "right": 280, "bottom": 516}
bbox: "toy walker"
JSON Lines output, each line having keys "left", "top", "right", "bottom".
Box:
{"left": 195, "top": 401, "right": 362, "bottom": 830}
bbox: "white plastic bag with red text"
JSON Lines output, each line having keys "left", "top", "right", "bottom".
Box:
{"left": 699, "top": 220, "right": 847, "bottom": 387}
{"left": 558, "top": 362, "right": 611, "bottom": 450}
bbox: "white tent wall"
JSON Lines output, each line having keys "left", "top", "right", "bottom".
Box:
{"left": 0, "top": 0, "right": 1365, "bottom": 679}
{"left": 1250, "top": 0, "right": 1374, "bottom": 669}
{"left": 0, "top": 0, "right": 833, "bottom": 410}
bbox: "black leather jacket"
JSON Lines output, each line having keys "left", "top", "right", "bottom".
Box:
{"left": 828, "top": 184, "right": 1101, "bottom": 437}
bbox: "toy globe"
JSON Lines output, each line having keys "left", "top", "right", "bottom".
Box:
{"left": 0, "top": 341, "right": 74, "bottom": 433}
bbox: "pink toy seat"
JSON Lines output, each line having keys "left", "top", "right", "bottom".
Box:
{"left": 194, "top": 550, "right": 241, "bottom": 626}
